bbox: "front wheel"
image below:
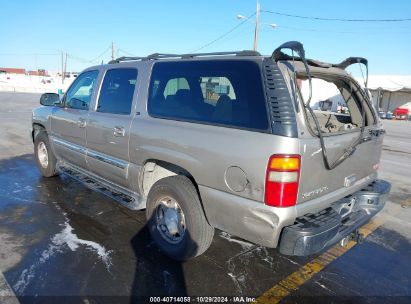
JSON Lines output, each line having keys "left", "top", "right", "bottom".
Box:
{"left": 146, "top": 175, "right": 214, "bottom": 260}
{"left": 34, "top": 132, "right": 58, "bottom": 177}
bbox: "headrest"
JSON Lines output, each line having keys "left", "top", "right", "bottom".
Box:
{"left": 175, "top": 89, "right": 192, "bottom": 105}
{"left": 217, "top": 94, "right": 232, "bottom": 104}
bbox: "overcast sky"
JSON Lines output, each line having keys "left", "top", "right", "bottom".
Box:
{"left": 1, "top": 0, "right": 410, "bottom": 74}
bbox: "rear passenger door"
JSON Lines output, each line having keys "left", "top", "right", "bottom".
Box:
{"left": 86, "top": 68, "right": 138, "bottom": 188}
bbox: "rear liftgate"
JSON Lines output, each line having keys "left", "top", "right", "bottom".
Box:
{"left": 273, "top": 41, "right": 371, "bottom": 170}
{"left": 271, "top": 41, "right": 390, "bottom": 255}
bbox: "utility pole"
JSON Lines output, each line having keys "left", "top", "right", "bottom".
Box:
{"left": 63, "top": 53, "right": 67, "bottom": 84}
{"left": 111, "top": 42, "right": 115, "bottom": 61}
{"left": 238, "top": 1, "right": 276, "bottom": 51}
{"left": 253, "top": 0, "right": 260, "bottom": 51}
{"left": 61, "top": 51, "right": 64, "bottom": 82}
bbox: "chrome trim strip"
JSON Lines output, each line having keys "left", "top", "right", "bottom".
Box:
{"left": 51, "top": 136, "right": 128, "bottom": 170}
{"left": 87, "top": 150, "right": 128, "bottom": 169}
{"left": 52, "top": 137, "right": 87, "bottom": 155}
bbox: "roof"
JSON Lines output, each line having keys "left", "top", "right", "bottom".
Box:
{"left": 108, "top": 50, "right": 262, "bottom": 64}
{"left": 365, "top": 75, "right": 411, "bottom": 92}
{"left": 0, "top": 67, "right": 26, "bottom": 74}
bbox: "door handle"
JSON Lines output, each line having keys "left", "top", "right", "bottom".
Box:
{"left": 77, "top": 118, "right": 87, "bottom": 128}
{"left": 113, "top": 126, "right": 125, "bottom": 137}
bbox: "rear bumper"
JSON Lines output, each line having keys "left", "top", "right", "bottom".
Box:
{"left": 279, "top": 179, "right": 391, "bottom": 256}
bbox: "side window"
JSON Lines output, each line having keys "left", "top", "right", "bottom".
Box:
{"left": 200, "top": 77, "right": 236, "bottom": 106}
{"left": 97, "top": 68, "right": 137, "bottom": 115}
{"left": 147, "top": 60, "right": 269, "bottom": 131}
{"left": 163, "top": 78, "right": 190, "bottom": 98}
{"left": 65, "top": 70, "right": 99, "bottom": 110}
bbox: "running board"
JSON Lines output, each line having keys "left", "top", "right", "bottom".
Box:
{"left": 57, "top": 162, "right": 146, "bottom": 210}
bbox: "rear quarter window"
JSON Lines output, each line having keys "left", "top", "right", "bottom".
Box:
{"left": 147, "top": 60, "right": 269, "bottom": 132}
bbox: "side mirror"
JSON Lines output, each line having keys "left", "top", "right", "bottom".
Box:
{"left": 40, "top": 93, "right": 61, "bottom": 106}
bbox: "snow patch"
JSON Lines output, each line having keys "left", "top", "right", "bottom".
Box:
{"left": 281, "top": 256, "right": 300, "bottom": 266}
{"left": 52, "top": 222, "right": 112, "bottom": 266}
{"left": 13, "top": 221, "right": 112, "bottom": 294}
{"left": 11, "top": 183, "right": 33, "bottom": 194}
{"left": 226, "top": 246, "right": 268, "bottom": 294}
{"left": 219, "top": 232, "right": 254, "bottom": 250}
{"left": 315, "top": 280, "right": 334, "bottom": 293}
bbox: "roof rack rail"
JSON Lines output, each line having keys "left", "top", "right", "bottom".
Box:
{"left": 108, "top": 56, "right": 145, "bottom": 64}
{"left": 109, "top": 50, "right": 261, "bottom": 64}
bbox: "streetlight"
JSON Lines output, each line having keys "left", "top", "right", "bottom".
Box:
{"left": 237, "top": 0, "right": 276, "bottom": 51}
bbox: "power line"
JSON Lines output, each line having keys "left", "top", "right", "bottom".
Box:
{"left": 118, "top": 48, "right": 138, "bottom": 57}
{"left": 1, "top": 45, "right": 118, "bottom": 71}
{"left": 190, "top": 12, "right": 256, "bottom": 53}
{"left": 89, "top": 46, "right": 111, "bottom": 62}
{"left": 262, "top": 10, "right": 411, "bottom": 22}
{"left": 261, "top": 25, "right": 356, "bottom": 34}
{"left": 67, "top": 45, "right": 112, "bottom": 64}
{"left": 261, "top": 25, "right": 411, "bottom": 34}
{"left": 66, "top": 53, "right": 92, "bottom": 64}
{"left": 214, "top": 23, "right": 255, "bottom": 44}
{"left": 0, "top": 53, "right": 59, "bottom": 56}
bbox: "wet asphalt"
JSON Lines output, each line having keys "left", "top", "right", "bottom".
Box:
{"left": 0, "top": 92, "right": 410, "bottom": 303}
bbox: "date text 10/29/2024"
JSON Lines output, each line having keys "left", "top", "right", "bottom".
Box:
{"left": 149, "top": 296, "right": 256, "bottom": 303}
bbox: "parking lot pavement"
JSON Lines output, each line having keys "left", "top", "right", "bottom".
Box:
{"left": 0, "top": 92, "right": 410, "bottom": 302}
{"left": 0, "top": 92, "right": 37, "bottom": 159}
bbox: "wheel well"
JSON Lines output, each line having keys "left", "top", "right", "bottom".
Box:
{"left": 32, "top": 123, "right": 46, "bottom": 142}
{"left": 141, "top": 160, "right": 212, "bottom": 225}
{"left": 141, "top": 160, "right": 198, "bottom": 197}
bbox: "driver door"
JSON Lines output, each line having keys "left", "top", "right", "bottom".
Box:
{"left": 50, "top": 70, "right": 100, "bottom": 169}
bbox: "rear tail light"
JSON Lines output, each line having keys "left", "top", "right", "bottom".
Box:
{"left": 265, "top": 154, "right": 300, "bottom": 207}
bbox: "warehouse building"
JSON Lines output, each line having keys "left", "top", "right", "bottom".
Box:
{"left": 367, "top": 75, "right": 411, "bottom": 112}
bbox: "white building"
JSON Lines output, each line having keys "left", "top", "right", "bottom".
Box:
{"left": 366, "top": 75, "right": 411, "bottom": 112}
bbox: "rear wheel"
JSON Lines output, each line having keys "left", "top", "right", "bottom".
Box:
{"left": 146, "top": 175, "right": 214, "bottom": 260}
{"left": 34, "top": 132, "right": 58, "bottom": 177}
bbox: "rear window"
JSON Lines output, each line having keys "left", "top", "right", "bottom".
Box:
{"left": 299, "top": 75, "right": 375, "bottom": 134}
{"left": 147, "top": 60, "right": 269, "bottom": 132}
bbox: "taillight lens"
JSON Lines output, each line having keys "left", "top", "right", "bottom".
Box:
{"left": 265, "top": 154, "right": 300, "bottom": 207}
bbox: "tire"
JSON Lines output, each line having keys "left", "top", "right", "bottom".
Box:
{"left": 146, "top": 175, "right": 214, "bottom": 261}
{"left": 34, "top": 131, "right": 58, "bottom": 177}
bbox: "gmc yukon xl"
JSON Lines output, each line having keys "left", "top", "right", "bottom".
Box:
{"left": 31, "top": 41, "right": 390, "bottom": 260}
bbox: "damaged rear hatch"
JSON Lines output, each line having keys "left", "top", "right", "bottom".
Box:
{"left": 274, "top": 42, "right": 386, "bottom": 211}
